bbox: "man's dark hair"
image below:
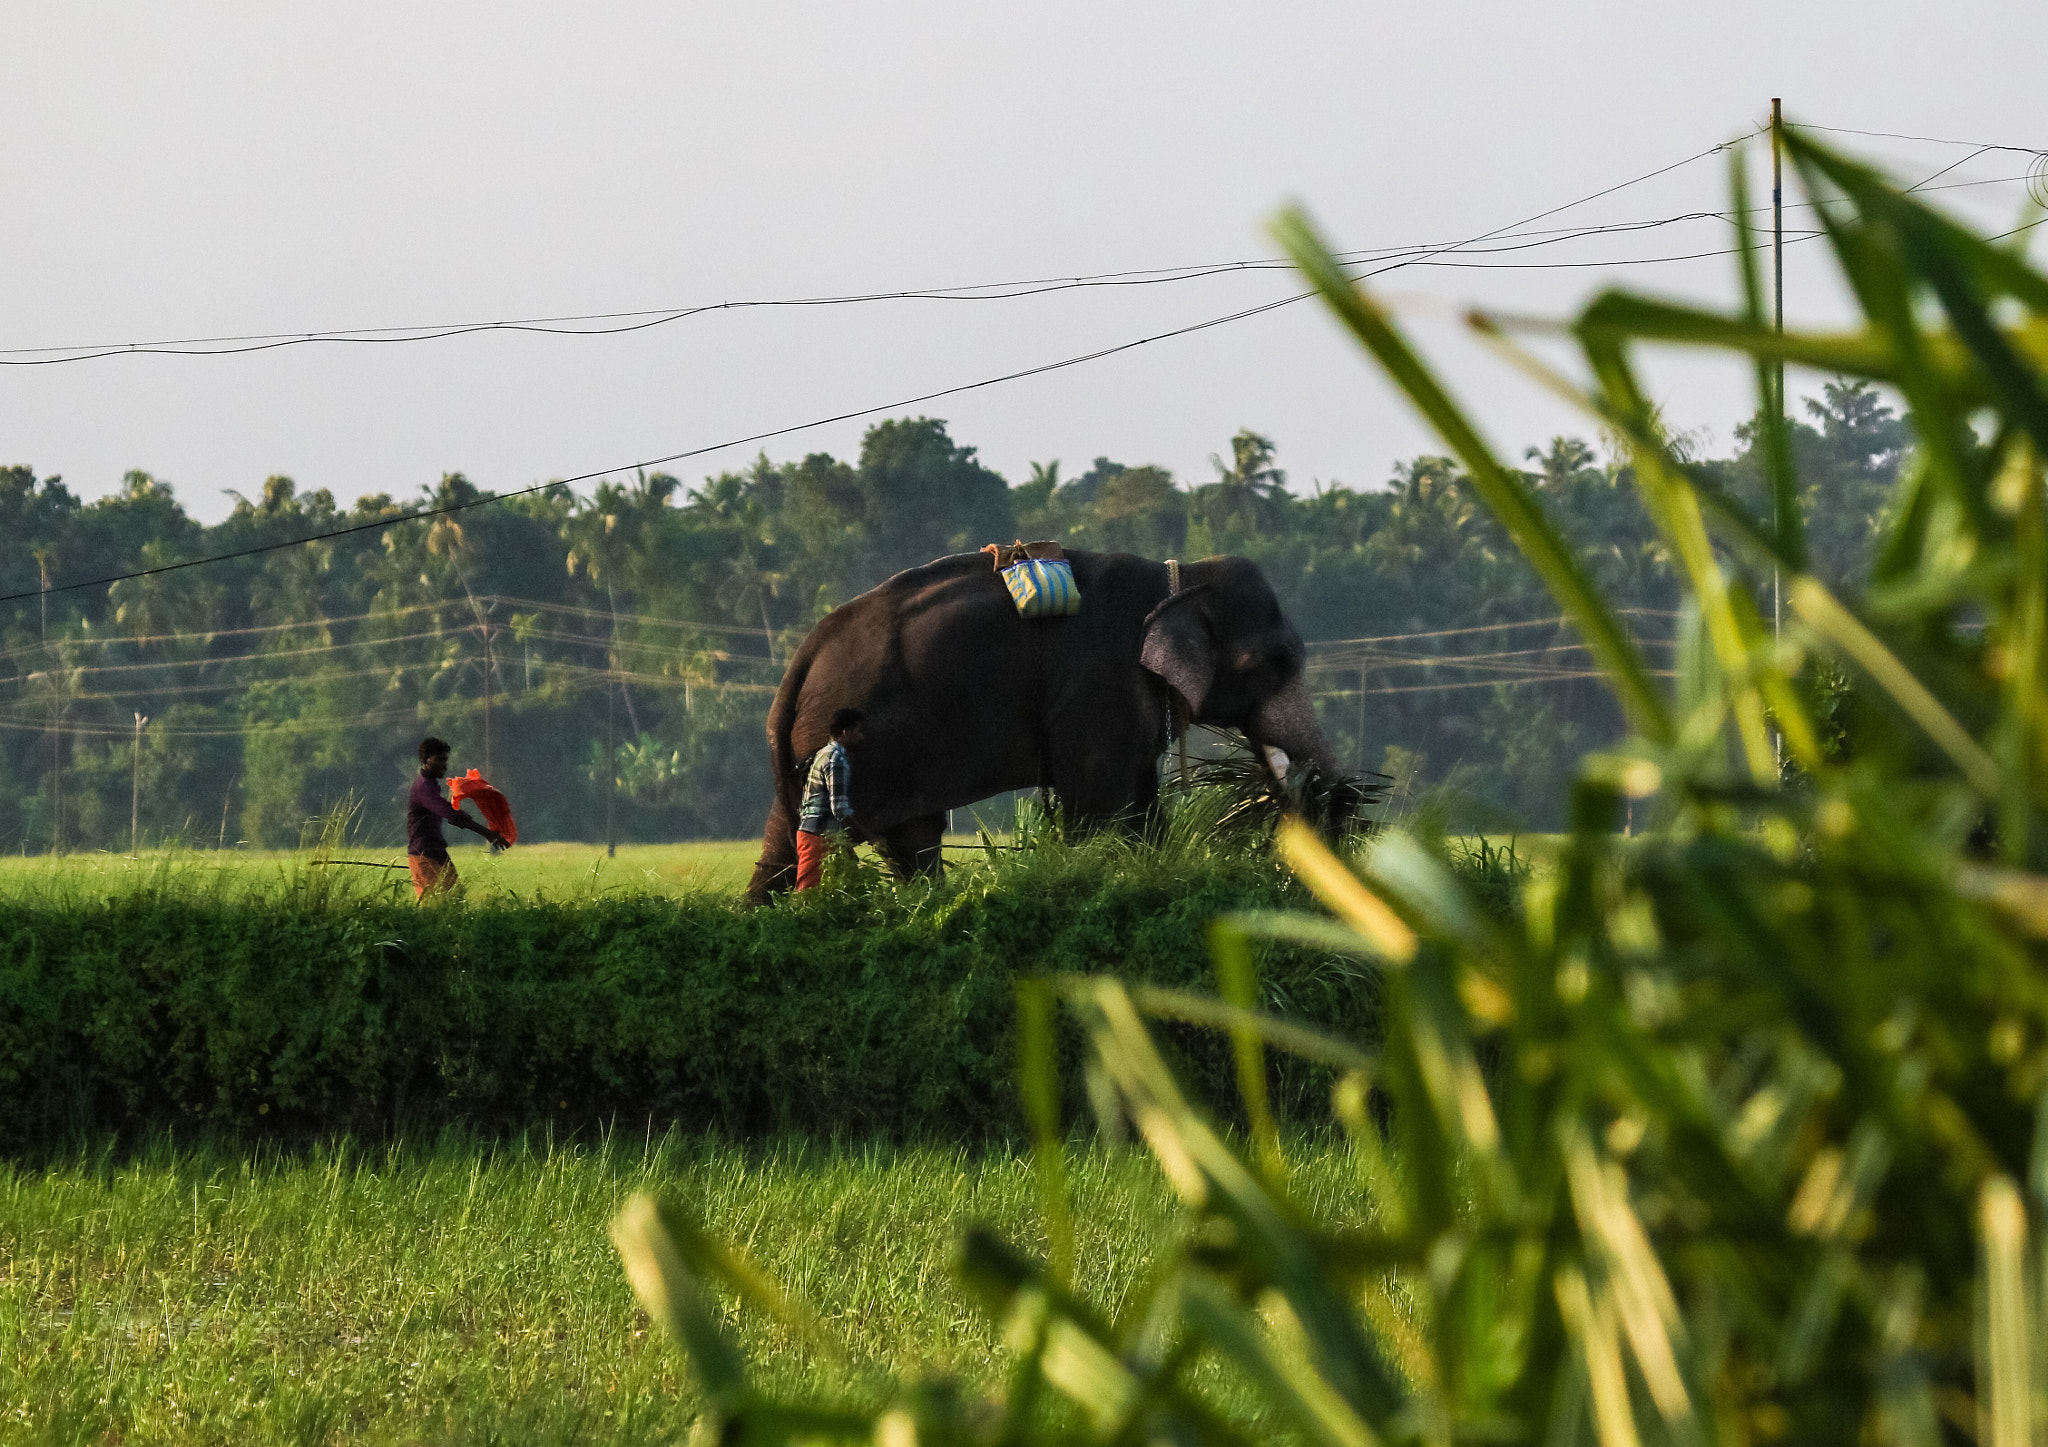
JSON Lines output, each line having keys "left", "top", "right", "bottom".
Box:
{"left": 828, "top": 708, "right": 865, "bottom": 737}
{"left": 419, "top": 736, "right": 452, "bottom": 764}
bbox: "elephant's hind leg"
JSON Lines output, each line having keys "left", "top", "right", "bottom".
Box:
{"left": 877, "top": 813, "right": 945, "bottom": 880}
{"left": 746, "top": 794, "right": 799, "bottom": 905}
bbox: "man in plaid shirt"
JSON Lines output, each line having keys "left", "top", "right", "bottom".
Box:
{"left": 795, "top": 707, "right": 867, "bottom": 891}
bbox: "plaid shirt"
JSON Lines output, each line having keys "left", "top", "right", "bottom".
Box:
{"left": 797, "top": 741, "right": 854, "bottom": 834}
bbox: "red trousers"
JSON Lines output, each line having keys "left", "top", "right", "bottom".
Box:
{"left": 794, "top": 830, "right": 830, "bottom": 891}
{"left": 409, "top": 853, "right": 459, "bottom": 899}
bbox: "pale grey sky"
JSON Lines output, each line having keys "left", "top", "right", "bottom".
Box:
{"left": 2, "top": 2, "right": 2041, "bottom": 522}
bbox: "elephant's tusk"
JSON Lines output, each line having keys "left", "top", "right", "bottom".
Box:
{"left": 1263, "top": 745, "right": 1291, "bottom": 780}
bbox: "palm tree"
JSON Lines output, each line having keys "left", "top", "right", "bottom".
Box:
{"left": 1195, "top": 429, "right": 1289, "bottom": 534}
{"left": 716, "top": 545, "right": 786, "bottom": 666}
{"left": 1525, "top": 436, "right": 1597, "bottom": 489}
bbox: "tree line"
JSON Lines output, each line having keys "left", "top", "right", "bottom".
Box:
{"left": 0, "top": 383, "right": 1905, "bottom": 851}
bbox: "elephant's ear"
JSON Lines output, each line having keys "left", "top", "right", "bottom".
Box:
{"left": 1141, "top": 587, "right": 1215, "bottom": 714}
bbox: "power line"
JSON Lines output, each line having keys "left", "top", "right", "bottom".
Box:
{"left": 1, "top": 210, "right": 1817, "bottom": 369}
{"left": 1312, "top": 670, "right": 1678, "bottom": 698}
{"left": 9, "top": 628, "right": 453, "bottom": 680}
{"left": 1, "top": 182, "right": 1775, "bottom": 368}
{"left": 3, "top": 606, "right": 790, "bottom": 679}
{"left": 0, "top": 593, "right": 785, "bottom": 662}
{"left": 0, "top": 668, "right": 775, "bottom": 736}
{"left": 1307, "top": 610, "right": 1676, "bottom": 648}
{"left": 1799, "top": 121, "right": 2045, "bottom": 155}
{"left": 0, "top": 132, "right": 1749, "bottom": 606}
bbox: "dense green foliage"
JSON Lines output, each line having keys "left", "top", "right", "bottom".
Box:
{"left": 0, "top": 834, "right": 1388, "bottom": 1152}
{"left": 4, "top": 379, "right": 1903, "bottom": 850}
{"left": 610, "top": 135, "right": 2048, "bottom": 1447}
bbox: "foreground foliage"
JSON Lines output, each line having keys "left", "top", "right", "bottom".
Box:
{"left": 612, "top": 131, "right": 2048, "bottom": 1447}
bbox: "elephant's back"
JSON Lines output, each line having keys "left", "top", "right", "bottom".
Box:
{"left": 776, "top": 554, "right": 1041, "bottom": 787}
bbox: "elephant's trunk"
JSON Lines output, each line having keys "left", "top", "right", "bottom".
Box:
{"left": 1249, "top": 676, "right": 1341, "bottom": 780}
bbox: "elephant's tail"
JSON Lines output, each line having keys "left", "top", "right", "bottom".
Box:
{"left": 766, "top": 651, "right": 811, "bottom": 822}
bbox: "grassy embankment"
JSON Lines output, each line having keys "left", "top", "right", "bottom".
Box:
{"left": 0, "top": 823, "right": 1404, "bottom": 1148}
{"left": 1, "top": 1133, "right": 1366, "bottom": 1445}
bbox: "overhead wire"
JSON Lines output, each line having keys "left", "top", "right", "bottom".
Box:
{"left": 0, "top": 593, "right": 785, "bottom": 661}
{"left": 1, "top": 183, "right": 1790, "bottom": 368}
{"left": 1326, "top": 671, "right": 1677, "bottom": 697}
{"left": 1307, "top": 609, "right": 1676, "bottom": 647}
{"left": 1798, "top": 122, "right": 2045, "bottom": 155}
{"left": 0, "top": 206, "right": 1844, "bottom": 369}
{"left": 0, "top": 592, "right": 789, "bottom": 680}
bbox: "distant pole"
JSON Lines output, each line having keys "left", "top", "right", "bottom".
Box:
{"left": 1772, "top": 97, "right": 1787, "bottom": 774}
{"left": 1772, "top": 97, "right": 1786, "bottom": 644}
{"left": 131, "top": 712, "right": 149, "bottom": 857}
{"left": 38, "top": 552, "right": 59, "bottom": 854}
{"left": 606, "top": 677, "right": 617, "bottom": 858}
{"left": 482, "top": 617, "right": 494, "bottom": 779}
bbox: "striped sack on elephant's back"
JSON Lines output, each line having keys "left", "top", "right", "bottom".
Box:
{"left": 1002, "top": 558, "right": 1081, "bottom": 617}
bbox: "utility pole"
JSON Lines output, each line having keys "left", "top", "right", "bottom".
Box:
{"left": 36, "top": 551, "right": 60, "bottom": 855}
{"left": 131, "top": 712, "right": 149, "bottom": 857}
{"left": 480, "top": 613, "right": 495, "bottom": 779}
{"left": 1772, "top": 96, "right": 1787, "bottom": 774}
{"left": 606, "top": 676, "right": 617, "bottom": 858}
{"left": 1772, "top": 98, "right": 1786, "bottom": 639}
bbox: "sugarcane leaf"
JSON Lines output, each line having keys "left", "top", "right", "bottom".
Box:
{"left": 1789, "top": 576, "right": 2002, "bottom": 795}
{"left": 1731, "top": 142, "right": 1803, "bottom": 568}
{"left": 610, "top": 1193, "right": 751, "bottom": 1403}
{"left": 1068, "top": 978, "right": 1408, "bottom": 1423}
{"left": 1180, "top": 1273, "right": 1383, "bottom": 1447}
{"left": 1210, "top": 919, "right": 1284, "bottom": 1183}
{"left": 1128, "top": 980, "right": 1377, "bottom": 1071}
{"left": 1018, "top": 977, "right": 1075, "bottom": 1287}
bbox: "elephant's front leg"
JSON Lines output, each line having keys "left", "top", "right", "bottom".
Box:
{"left": 875, "top": 813, "right": 945, "bottom": 881}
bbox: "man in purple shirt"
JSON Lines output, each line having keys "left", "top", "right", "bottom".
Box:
{"left": 408, "top": 736, "right": 507, "bottom": 898}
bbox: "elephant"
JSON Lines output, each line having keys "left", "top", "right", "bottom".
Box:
{"left": 744, "top": 548, "right": 1343, "bottom": 902}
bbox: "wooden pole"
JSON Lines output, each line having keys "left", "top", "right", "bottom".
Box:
{"left": 606, "top": 677, "right": 617, "bottom": 859}
{"left": 1772, "top": 96, "right": 1786, "bottom": 773}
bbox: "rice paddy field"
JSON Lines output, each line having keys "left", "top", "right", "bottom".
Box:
{"left": 0, "top": 1133, "right": 1366, "bottom": 1445}
{"left": 0, "top": 834, "right": 1550, "bottom": 906}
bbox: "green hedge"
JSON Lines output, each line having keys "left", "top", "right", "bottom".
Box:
{"left": 0, "top": 854, "right": 1380, "bottom": 1149}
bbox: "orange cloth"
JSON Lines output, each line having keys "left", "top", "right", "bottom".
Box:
{"left": 410, "top": 853, "right": 460, "bottom": 899}
{"left": 794, "top": 829, "right": 830, "bottom": 891}
{"left": 448, "top": 769, "right": 517, "bottom": 844}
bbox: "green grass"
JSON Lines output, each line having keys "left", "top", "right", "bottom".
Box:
{"left": 0, "top": 1134, "right": 1365, "bottom": 1445}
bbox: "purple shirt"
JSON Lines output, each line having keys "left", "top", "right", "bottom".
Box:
{"left": 408, "top": 772, "right": 486, "bottom": 858}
